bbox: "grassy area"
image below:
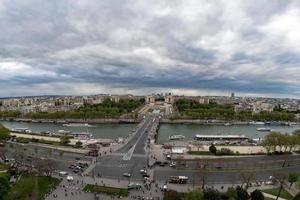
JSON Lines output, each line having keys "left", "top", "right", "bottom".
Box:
{"left": 4, "top": 175, "right": 60, "bottom": 200}
{"left": 84, "top": 184, "right": 128, "bottom": 197}
{"left": 262, "top": 188, "right": 294, "bottom": 200}
{"left": 187, "top": 151, "right": 213, "bottom": 155}
{"left": 0, "top": 163, "right": 9, "bottom": 170}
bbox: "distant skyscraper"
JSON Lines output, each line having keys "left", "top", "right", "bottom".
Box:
{"left": 231, "top": 92, "right": 235, "bottom": 98}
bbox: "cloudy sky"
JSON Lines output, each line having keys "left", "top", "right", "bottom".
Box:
{"left": 0, "top": 0, "right": 300, "bottom": 98}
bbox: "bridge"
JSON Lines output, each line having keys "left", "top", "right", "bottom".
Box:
{"left": 87, "top": 114, "right": 158, "bottom": 181}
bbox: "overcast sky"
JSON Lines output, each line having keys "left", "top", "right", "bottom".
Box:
{"left": 0, "top": 0, "right": 300, "bottom": 98}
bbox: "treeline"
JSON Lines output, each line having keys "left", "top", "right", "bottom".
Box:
{"left": 262, "top": 130, "right": 300, "bottom": 153}
{"left": 0, "top": 110, "right": 21, "bottom": 118}
{"left": 26, "top": 98, "right": 144, "bottom": 119}
{"left": 174, "top": 99, "right": 295, "bottom": 121}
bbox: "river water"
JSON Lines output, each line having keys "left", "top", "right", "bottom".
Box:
{"left": 0, "top": 121, "right": 135, "bottom": 140}
{"left": 1, "top": 121, "right": 299, "bottom": 143}
{"left": 157, "top": 123, "right": 300, "bottom": 143}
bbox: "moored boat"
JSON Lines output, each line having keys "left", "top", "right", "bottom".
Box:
{"left": 256, "top": 127, "right": 271, "bottom": 131}
{"left": 169, "top": 135, "right": 185, "bottom": 140}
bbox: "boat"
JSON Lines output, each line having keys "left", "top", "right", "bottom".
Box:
{"left": 256, "top": 127, "right": 271, "bottom": 132}
{"left": 249, "top": 121, "right": 265, "bottom": 125}
{"left": 224, "top": 123, "right": 232, "bottom": 126}
{"left": 12, "top": 128, "right": 32, "bottom": 133}
{"left": 58, "top": 130, "right": 71, "bottom": 134}
{"left": 62, "top": 123, "right": 92, "bottom": 127}
{"left": 169, "top": 135, "right": 186, "bottom": 140}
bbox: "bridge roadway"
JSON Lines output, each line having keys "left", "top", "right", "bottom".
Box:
{"left": 91, "top": 115, "right": 156, "bottom": 181}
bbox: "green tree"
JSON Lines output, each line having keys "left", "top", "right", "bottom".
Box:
{"left": 0, "top": 123, "right": 9, "bottom": 140}
{"left": 288, "top": 173, "right": 298, "bottom": 189}
{"left": 236, "top": 186, "right": 250, "bottom": 200}
{"left": 164, "top": 190, "right": 182, "bottom": 200}
{"left": 203, "top": 188, "right": 221, "bottom": 200}
{"left": 293, "top": 192, "right": 300, "bottom": 200}
{"left": 75, "top": 141, "right": 83, "bottom": 148}
{"left": 59, "top": 136, "right": 70, "bottom": 145}
{"left": 250, "top": 190, "right": 264, "bottom": 200}
{"left": 0, "top": 175, "right": 10, "bottom": 200}
{"left": 209, "top": 144, "right": 217, "bottom": 155}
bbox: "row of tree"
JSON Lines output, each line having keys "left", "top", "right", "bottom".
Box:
{"left": 262, "top": 130, "right": 300, "bottom": 153}
{"left": 173, "top": 99, "right": 296, "bottom": 121}
{"left": 24, "top": 98, "right": 144, "bottom": 119}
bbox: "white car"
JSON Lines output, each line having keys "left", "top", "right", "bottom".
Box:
{"left": 66, "top": 175, "right": 74, "bottom": 181}
{"left": 123, "top": 173, "right": 131, "bottom": 177}
{"left": 140, "top": 169, "right": 147, "bottom": 174}
{"left": 59, "top": 171, "right": 68, "bottom": 176}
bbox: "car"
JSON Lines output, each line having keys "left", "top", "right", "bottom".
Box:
{"left": 66, "top": 175, "right": 74, "bottom": 181}
{"left": 170, "top": 162, "right": 176, "bottom": 167}
{"left": 166, "top": 154, "right": 171, "bottom": 160}
{"left": 123, "top": 173, "right": 131, "bottom": 177}
{"left": 159, "top": 163, "right": 165, "bottom": 167}
{"left": 128, "top": 183, "right": 143, "bottom": 190}
{"left": 59, "top": 171, "right": 68, "bottom": 176}
{"left": 142, "top": 174, "right": 150, "bottom": 178}
{"left": 140, "top": 169, "right": 147, "bottom": 174}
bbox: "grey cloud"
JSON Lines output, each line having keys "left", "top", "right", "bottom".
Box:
{"left": 0, "top": 0, "right": 299, "bottom": 98}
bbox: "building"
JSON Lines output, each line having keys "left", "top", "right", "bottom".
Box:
{"left": 199, "top": 98, "right": 210, "bottom": 104}
{"left": 164, "top": 95, "right": 174, "bottom": 104}
{"left": 145, "top": 96, "right": 155, "bottom": 104}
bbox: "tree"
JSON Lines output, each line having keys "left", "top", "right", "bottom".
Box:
{"left": 273, "top": 173, "right": 287, "bottom": 200}
{"left": 240, "top": 172, "right": 254, "bottom": 190}
{"left": 36, "top": 159, "right": 56, "bottom": 182}
{"left": 250, "top": 190, "right": 264, "bottom": 200}
{"left": 288, "top": 173, "right": 298, "bottom": 189}
{"left": 209, "top": 144, "right": 217, "bottom": 155}
{"left": 0, "top": 123, "right": 9, "bottom": 140}
{"left": 164, "top": 190, "right": 182, "bottom": 200}
{"left": 0, "top": 175, "right": 9, "bottom": 200}
{"left": 293, "top": 192, "right": 300, "bottom": 200}
{"left": 59, "top": 136, "right": 70, "bottom": 145}
{"left": 203, "top": 188, "right": 221, "bottom": 200}
{"left": 236, "top": 186, "right": 250, "bottom": 200}
{"left": 75, "top": 141, "right": 83, "bottom": 148}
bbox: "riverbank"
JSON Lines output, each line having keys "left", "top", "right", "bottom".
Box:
{"left": 0, "top": 117, "right": 140, "bottom": 124}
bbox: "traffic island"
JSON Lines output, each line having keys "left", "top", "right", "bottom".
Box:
{"left": 84, "top": 184, "right": 129, "bottom": 197}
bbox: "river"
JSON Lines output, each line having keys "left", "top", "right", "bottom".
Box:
{"left": 1, "top": 121, "right": 299, "bottom": 143}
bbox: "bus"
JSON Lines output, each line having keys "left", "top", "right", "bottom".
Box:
{"left": 168, "top": 176, "right": 188, "bottom": 184}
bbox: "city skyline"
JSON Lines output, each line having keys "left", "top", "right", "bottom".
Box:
{"left": 0, "top": 0, "right": 300, "bottom": 98}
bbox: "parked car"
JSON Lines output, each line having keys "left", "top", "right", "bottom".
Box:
{"left": 123, "top": 172, "right": 131, "bottom": 177}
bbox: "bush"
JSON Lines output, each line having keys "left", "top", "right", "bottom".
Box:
{"left": 216, "top": 148, "right": 235, "bottom": 156}
{"left": 209, "top": 144, "right": 217, "bottom": 155}
{"left": 250, "top": 190, "right": 264, "bottom": 200}
{"left": 0, "top": 123, "right": 10, "bottom": 140}
{"left": 84, "top": 184, "right": 128, "bottom": 197}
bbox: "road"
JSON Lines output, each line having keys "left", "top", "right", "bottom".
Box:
{"left": 91, "top": 115, "right": 157, "bottom": 181}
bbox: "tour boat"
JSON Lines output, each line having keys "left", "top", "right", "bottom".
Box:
{"left": 169, "top": 135, "right": 185, "bottom": 140}
{"left": 256, "top": 127, "right": 271, "bottom": 131}
{"left": 62, "top": 123, "right": 92, "bottom": 127}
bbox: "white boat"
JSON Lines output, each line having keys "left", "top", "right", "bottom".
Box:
{"left": 169, "top": 135, "right": 185, "bottom": 140}
{"left": 250, "top": 121, "right": 265, "bottom": 125}
{"left": 12, "top": 128, "right": 32, "bottom": 133}
{"left": 224, "top": 123, "right": 232, "bottom": 126}
{"left": 256, "top": 127, "right": 271, "bottom": 131}
{"left": 62, "top": 123, "right": 92, "bottom": 127}
{"left": 58, "top": 130, "right": 71, "bottom": 134}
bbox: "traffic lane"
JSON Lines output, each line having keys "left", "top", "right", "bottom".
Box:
{"left": 133, "top": 117, "right": 155, "bottom": 154}
{"left": 117, "top": 117, "right": 151, "bottom": 153}
{"left": 153, "top": 166, "right": 300, "bottom": 184}
{"left": 93, "top": 155, "right": 147, "bottom": 181}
